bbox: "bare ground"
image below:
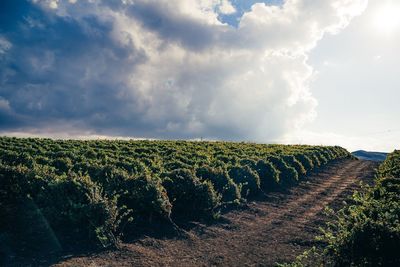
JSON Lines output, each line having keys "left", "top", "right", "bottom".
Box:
{"left": 53, "top": 159, "right": 377, "bottom": 267}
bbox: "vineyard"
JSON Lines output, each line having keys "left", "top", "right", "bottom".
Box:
{"left": 0, "top": 137, "right": 351, "bottom": 259}
{"left": 288, "top": 150, "right": 400, "bottom": 266}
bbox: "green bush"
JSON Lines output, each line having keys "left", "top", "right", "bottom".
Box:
{"left": 316, "top": 151, "right": 400, "bottom": 266}
{"left": 0, "top": 137, "right": 350, "bottom": 256}
{"left": 52, "top": 157, "right": 73, "bottom": 174}
{"left": 118, "top": 174, "right": 172, "bottom": 224}
{"left": 283, "top": 155, "right": 306, "bottom": 177}
{"left": 266, "top": 156, "right": 298, "bottom": 187}
{"left": 163, "top": 160, "right": 191, "bottom": 172}
{"left": 115, "top": 159, "right": 147, "bottom": 175}
{"left": 35, "top": 173, "right": 122, "bottom": 248}
{"left": 293, "top": 153, "right": 314, "bottom": 172}
{"left": 255, "top": 160, "right": 280, "bottom": 191}
{"left": 162, "top": 169, "right": 220, "bottom": 220}
{"left": 307, "top": 153, "right": 321, "bottom": 168}
{"left": 315, "top": 152, "right": 328, "bottom": 165}
{"left": 321, "top": 178, "right": 400, "bottom": 267}
{"left": 239, "top": 158, "right": 257, "bottom": 169}
{"left": 0, "top": 164, "right": 32, "bottom": 201}
{"left": 228, "top": 165, "right": 261, "bottom": 197}
{"left": 378, "top": 150, "right": 400, "bottom": 178}
{"left": 196, "top": 166, "right": 241, "bottom": 203}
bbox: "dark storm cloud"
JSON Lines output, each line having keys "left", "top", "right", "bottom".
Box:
{"left": 126, "top": 1, "right": 218, "bottom": 51}
{"left": 0, "top": 0, "right": 153, "bottom": 136}
{"left": 0, "top": 0, "right": 366, "bottom": 141}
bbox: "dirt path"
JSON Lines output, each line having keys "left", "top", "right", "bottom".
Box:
{"left": 54, "top": 159, "right": 377, "bottom": 267}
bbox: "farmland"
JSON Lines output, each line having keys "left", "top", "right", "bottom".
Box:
{"left": 0, "top": 137, "right": 351, "bottom": 265}
{"left": 313, "top": 149, "right": 400, "bottom": 266}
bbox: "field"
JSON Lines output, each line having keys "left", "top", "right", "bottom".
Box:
{"left": 283, "top": 149, "right": 400, "bottom": 266}
{"left": 0, "top": 137, "right": 350, "bottom": 264}
{"left": 1, "top": 137, "right": 398, "bottom": 266}
{"left": 53, "top": 159, "right": 377, "bottom": 267}
{"left": 316, "top": 149, "right": 400, "bottom": 266}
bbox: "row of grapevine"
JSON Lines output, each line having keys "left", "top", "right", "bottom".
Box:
{"left": 315, "top": 150, "right": 400, "bottom": 266}
{"left": 0, "top": 137, "right": 351, "bottom": 253}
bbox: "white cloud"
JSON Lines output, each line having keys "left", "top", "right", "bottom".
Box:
{"left": 0, "top": 97, "right": 11, "bottom": 111}
{"left": 106, "top": 0, "right": 366, "bottom": 140}
{"left": 1, "top": 0, "right": 367, "bottom": 142}
{"left": 218, "top": 0, "right": 236, "bottom": 15}
{"left": 0, "top": 36, "right": 12, "bottom": 54}
{"left": 234, "top": 0, "right": 368, "bottom": 53}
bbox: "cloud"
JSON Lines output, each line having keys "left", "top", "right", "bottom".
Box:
{"left": 0, "top": 36, "right": 12, "bottom": 54}
{"left": 218, "top": 0, "right": 236, "bottom": 14}
{"left": 0, "top": 0, "right": 367, "bottom": 141}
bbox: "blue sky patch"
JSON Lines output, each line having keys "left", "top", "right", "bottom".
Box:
{"left": 218, "top": 0, "right": 283, "bottom": 27}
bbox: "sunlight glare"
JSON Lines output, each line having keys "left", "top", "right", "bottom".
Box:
{"left": 374, "top": 4, "right": 400, "bottom": 34}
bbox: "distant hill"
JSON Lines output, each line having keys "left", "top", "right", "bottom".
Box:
{"left": 352, "top": 150, "right": 388, "bottom": 162}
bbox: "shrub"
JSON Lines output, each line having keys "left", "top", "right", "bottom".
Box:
{"left": 315, "top": 152, "right": 328, "bottom": 165}
{"left": 320, "top": 148, "right": 335, "bottom": 161}
{"left": 0, "top": 164, "right": 32, "bottom": 201}
{"left": 307, "top": 152, "right": 321, "bottom": 168}
{"left": 283, "top": 155, "right": 306, "bottom": 177}
{"left": 293, "top": 153, "right": 314, "bottom": 172}
{"left": 208, "top": 159, "right": 228, "bottom": 169}
{"left": 317, "top": 150, "right": 400, "bottom": 266}
{"left": 239, "top": 159, "right": 257, "bottom": 169}
{"left": 196, "top": 166, "right": 241, "bottom": 203}
{"left": 321, "top": 178, "right": 400, "bottom": 267}
{"left": 163, "top": 160, "right": 190, "bottom": 172}
{"left": 228, "top": 165, "right": 261, "bottom": 197}
{"left": 266, "top": 156, "right": 298, "bottom": 187}
{"left": 255, "top": 160, "right": 280, "bottom": 191}
{"left": 332, "top": 146, "right": 350, "bottom": 158}
{"left": 378, "top": 150, "right": 400, "bottom": 178}
{"left": 52, "top": 157, "right": 73, "bottom": 174}
{"left": 88, "top": 165, "right": 130, "bottom": 194}
{"left": 115, "top": 159, "right": 147, "bottom": 175}
{"left": 35, "top": 173, "right": 122, "bottom": 249}
{"left": 0, "top": 150, "right": 19, "bottom": 165}
{"left": 118, "top": 174, "right": 172, "bottom": 224}
{"left": 162, "top": 169, "right": 220, "bottom": 220}
{"left": 215, "top": 155, "right": 238, "bottom": 165}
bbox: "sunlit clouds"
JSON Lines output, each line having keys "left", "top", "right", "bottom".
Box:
{"left": 0, "top": 0, "right": 377, "bottom": 148}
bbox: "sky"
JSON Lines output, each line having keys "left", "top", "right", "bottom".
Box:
{"left": 0, "top": 0, "right": 398, "bottom": 152}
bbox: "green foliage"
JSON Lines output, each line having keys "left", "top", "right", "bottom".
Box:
{"left": 378, "top": 150, "right": 400, "bottom": 178}
{"left": 35, "top": 173, "right": 122, "bottom": 248}
{"left": 307, "top": 153, "right": 321, "bottom": 168}
{"left": 255, "top": 160, "right": 280, "bottom": 191}
{"left": 315, "top": 150, "right": 400, "bottom": 266}
{"left": 0, "top": 137, "right": 349, "bottom": 252}
{"left": 196, "top": 166, "right": 241, "bottom": 203}
{"left": 283, "top": 155, "right": 306, "bottom": 177}
{"left": 228, "top": 165, "right": 261, "bottom": 197}
{"left": 315, "top": 152, "right": 328, "bottom": 166}
{"left": 52, "top": 157, "right": 73, "bottom": 174}
{"left": 162, "top": 169, "right": 221, "bottom": 220}
{"left": 293, "top": 153, "right": 314, "bottom": 172}
{"left": 119, "top": 174, "right": 172, "bottom": 223}
{"left": 276, "top": 247, "right": 323, "bottom": 267}
{"left": 267, "top": 155, "right": 299, "bottom": 187}
{"left": 320, "top": 179, "right": 400, "bottom": 266}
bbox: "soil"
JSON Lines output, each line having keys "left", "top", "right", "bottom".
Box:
{"left": 17, "top": 159, "right": 381, "bottom": 267}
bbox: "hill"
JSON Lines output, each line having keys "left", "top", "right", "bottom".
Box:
{"left": 352, "top": 150, "right": 388, "bottom": 162}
